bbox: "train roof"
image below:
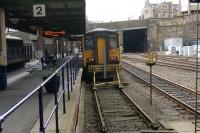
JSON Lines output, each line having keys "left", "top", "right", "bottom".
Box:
{"left": 86, "top": 28, "right": 116, "bottom": 34}
{"left": 6, "top": 35, "right": 22, "bottom": 40}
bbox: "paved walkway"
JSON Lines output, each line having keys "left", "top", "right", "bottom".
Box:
{"left": 166, "top": 120, "right": 199, "bottom": 133}
{"left": 30, "top": 69, "right": 82, "bottom": 133}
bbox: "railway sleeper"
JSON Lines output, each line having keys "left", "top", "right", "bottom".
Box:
{"left": 99, "top": 103, "right": 128, "bottom": 108}
{"left": 174, "top": 95, "right": 185, "bottom": 98}
{"left": 140, "top": 130, "right": 178, "bottom": 133}
{"left": 103, "top": 112, "right": 138, "bottom": 117}
{"left": 107, "top": 116, "right": 142, "bottom": 122}
{"left": 102, "top": 109, "right": 133, "bottom": 113}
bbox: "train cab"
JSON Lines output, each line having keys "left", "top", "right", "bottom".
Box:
{"left": 83, "top": 28, "right": 122, "bottom": 89}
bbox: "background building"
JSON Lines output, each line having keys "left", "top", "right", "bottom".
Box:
{"left": 141, "top": 0, "right": 180, "bottom": 19}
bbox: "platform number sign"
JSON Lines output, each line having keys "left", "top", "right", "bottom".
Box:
{"left": 33, "top": 4, "right": 46, "bottom": 17}
{"left": 189, "top": 0, "right": 200, "bottom": 3}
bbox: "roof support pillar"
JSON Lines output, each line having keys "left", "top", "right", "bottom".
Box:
{"left": 37, "top": 27, "right": 44, "bottom": 50}
{"left": 36, "top": 27, "right": 44, "bottom": 69}
{"left": 0, "top": 8, "right": 7, "bottom": 90}
{"left": 0, "top": 8, "right": 7, "bottom": 65}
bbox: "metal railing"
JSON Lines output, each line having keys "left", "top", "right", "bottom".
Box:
{"left": 0, "top": 54, "right": 80, "bottom": 133}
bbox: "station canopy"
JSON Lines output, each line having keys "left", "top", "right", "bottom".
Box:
{"left": 0, "top": 0, "right": 86, "bottom": 35}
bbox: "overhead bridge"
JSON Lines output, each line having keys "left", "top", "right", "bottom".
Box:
{"left": 87, "top": 20, "right": 149, "bottom": 53}
{"left": 123, "top": 27, "right": 148, "bottom": 53}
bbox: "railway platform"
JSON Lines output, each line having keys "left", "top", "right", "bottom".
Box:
{"left": 30, "top": 68, "right": 82, "bottom": 133}
{"left": 0, "top": 56, "right": 83, "bottom": 133}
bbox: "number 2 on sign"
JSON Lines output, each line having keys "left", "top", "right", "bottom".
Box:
{"left": 36, "top": 7, "right": 42, "bottom": 15}
{"left": 33, "top": 4, "right": 46, "bottom": 17}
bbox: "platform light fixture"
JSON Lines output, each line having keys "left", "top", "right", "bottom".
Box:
{"left": 29, "top": 26, "right": 36, "bottom": 31}
{"left": 9, "top": 18, "right": 19, "bottom": 24}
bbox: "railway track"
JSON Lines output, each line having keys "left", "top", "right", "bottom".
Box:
{"left": 94, "top": 86, "right": 158, "bottom": 132}
{"left": 122, "top": 61, "right": 200, "bottom": 116}
{"left": 123, "top": 55, "right": 198, "bottom": 72}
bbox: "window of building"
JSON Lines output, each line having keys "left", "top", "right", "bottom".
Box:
{"left": 163, "top": 11, "right": 166, "bottom": 17}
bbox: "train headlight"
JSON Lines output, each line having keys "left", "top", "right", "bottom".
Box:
{"left": 110, "top": 56, "right": 118, "bottom": 63}
{"left": 110, "top": 56, "right": 118, "bottom": 61}
{"left": 87, "top": 57, "right": 95, "bottom": 63}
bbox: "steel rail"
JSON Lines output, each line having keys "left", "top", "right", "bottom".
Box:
{"left": 120, "top": 89, "right": 158, "bottom": 129}
{"left": 122, "top": 62, "right": 200, "bottom": 116}
{"left": 123, "top": 57, "right": 198, "bottom": 71}
{"left": 94, "top": 90, "right": 107, "bottom": 132}
{"left": 123, "top": 61, "right": 200, "bottom": 96}
{"left": 94, "top": 85, "right": 158, "bottom": 132}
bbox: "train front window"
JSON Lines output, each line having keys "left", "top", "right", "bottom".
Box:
{"left": 109, "top": 38, "right": 118, "bottom": 49}
{"left": 85, "top": 38, "right": 94, "bottom": 50}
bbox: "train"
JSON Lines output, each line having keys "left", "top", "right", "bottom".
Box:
{"left": 83, "top": 28, "right": 122, "bottom": 89}
{"left": 6, "top": 35, "right": 32, "bottom": 70}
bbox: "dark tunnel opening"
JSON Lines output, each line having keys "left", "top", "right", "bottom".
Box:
{"left": 123, "top": 28, "right": 148, "bottom": 53}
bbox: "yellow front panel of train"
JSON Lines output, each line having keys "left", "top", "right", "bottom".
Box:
{"left": 83, "top": 51, "right": 94, "bottom": 67}
{"left": 97, "top": 37, "right": 106, "bottom": 64}
{"left": 109, "top": 48, "right": 120, "bottom": 61}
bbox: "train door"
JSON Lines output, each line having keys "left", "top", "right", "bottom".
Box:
{"left": 97, "top": 37, "right": 106, "bottom": 65}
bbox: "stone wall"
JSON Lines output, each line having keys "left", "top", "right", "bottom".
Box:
{"left": 87, "top": 14, "right": 200, "bottom": 51}
{"left": 86, "top": 19, "right": 148, "bottom": 31}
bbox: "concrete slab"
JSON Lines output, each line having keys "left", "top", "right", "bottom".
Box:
{"left": 166, "top": 120, "right": 199, "bottom": 133}
{"left": 30, "top": 68, "right": 82, "bottom": 133}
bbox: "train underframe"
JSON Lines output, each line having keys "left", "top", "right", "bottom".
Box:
{"left": 86, "top": 64, "right": 122, "bottom": 89}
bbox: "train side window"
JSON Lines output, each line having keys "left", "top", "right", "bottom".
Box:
{"left": 109, "top": 38, "right": 118, "bottom": 49}
{"left": 85, "top": 38, "right": 94, "bottom": 50}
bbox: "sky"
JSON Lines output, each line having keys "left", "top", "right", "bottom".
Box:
{"left": 86, "top": 0, "right": 188, "bottom": 22}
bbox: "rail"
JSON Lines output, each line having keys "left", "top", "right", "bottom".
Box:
{"left": 122, "top": 61, "right": 200, "bottom": 116}
{"left": 0, "top": 54, "right": 80, "bottom": 133}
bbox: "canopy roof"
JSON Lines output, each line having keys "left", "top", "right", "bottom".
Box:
{"left": 0, "top": 0, "right": 86, "bottom": 35}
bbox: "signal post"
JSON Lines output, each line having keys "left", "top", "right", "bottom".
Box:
{"left": 145, "top": 52, "right": 157, "bottom": 105}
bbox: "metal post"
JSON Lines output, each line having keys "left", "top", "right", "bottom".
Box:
{"left": 150, "top": 65, "right": 153, "bottom": 105}
{"left": 62, "top": 67, "right": 66, "bottom": 113}
{"left": 0, "top": 120, "right": 3, "bottom": 132}
{"left": 62, "top": 37, "right": 64, "bottom": 58}
{"left": 103, "top": 48, "right": 107, "bottom": 79}
{"left": 73, "top": 57, "right": 76, "bottom": 82}
{"left": 74, "top": 55, "right": 78, "bottom": 80}
{"left": 70, "top": 59, "right": 73, "bottom": 91}
{"left": 54, "top": 91, "right": 59, "bottom": 133}
{"left": 195, "top": 3, "right": 199, "bottom": 133}
{"left": 56, "top": 38, "right": 59, "bottom": 58}
{"left": 38, "top": 88, "right": 45, "bottom": 133}
{"left": 67, "top": 63, "right": 70, "bottom": 100}
{"left": 77, "top": 54, "right": 80, "bottom": 72}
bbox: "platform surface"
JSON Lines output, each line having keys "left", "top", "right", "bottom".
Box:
{"left": 166, "top": 120, "right": 198, "bottom": 133}
{"left": 0, "top": 57, "right": 83, "bottom": 133}
{"left": 30, "top": 68, "right": 82, "bottom": 133}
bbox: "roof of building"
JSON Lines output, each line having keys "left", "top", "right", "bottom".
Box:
{"left": 144, "top": 1, "right": 180, "bottom": 12}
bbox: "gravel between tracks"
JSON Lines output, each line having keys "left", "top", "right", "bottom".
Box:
{"left": 83, "top": 82, "right": 101, "bottom": 133}
{"left": 83, "top": 53, "right": 196, "bottom": 132}
{"left": 120, "top": 70, "right": 194, "bottom": 123}
{"left": 122, "top": 53, "right": 199, "bottom": 91}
